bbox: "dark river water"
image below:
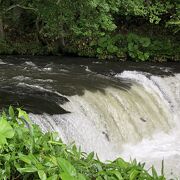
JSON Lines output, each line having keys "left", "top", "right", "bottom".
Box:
{"left": 0, "top": 56, "right": 180, "bottom": 178}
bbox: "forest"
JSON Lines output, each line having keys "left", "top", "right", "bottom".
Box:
{"left": 0, "top": 0, "right": 179, "bottom": 61}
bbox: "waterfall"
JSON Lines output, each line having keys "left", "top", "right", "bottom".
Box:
{"left": 29, "top": 71, "right": 180, "bottom": 178}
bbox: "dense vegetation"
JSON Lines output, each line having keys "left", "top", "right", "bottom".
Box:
{"left": 0, "top": 106, "right": 166, "bottom": 179}
{"left": 0, "top": 0, "right": 179, "bottom": 61}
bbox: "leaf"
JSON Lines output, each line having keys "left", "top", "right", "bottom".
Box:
{"left": 111, "top": 170, "right": 123, "bottom": 180}
{"left": 96, "top": 177, "right": 103, "bottom": 180}
{"left": 95, "top": 162, "right": 103, "bottom": 171}
{"left": 0, "top": 117, "right": 14, "bottom": 146}
{"left": 87, "top": 152, "right": 94, "bottom": 162}
{"left": 0, "top": 135, "right": 7, "bottom": 145}
{"left": 17, "top": 166, "right": 37, "bottom": 173}
{"left": 17, "top": 108, "right": 31, "bottom": 123}
{"left": 129, "top": 169, "right": 139, "bottom": 180}
{"left": 5, "top": 161, "right": 10, "bottom": 177}
{"left": 97, "top": 48, "right": 103, "bottom": 54}
{"left": 116, "top": 158, "right": 129, "bottom": 168}
{"left": 9, "top": 106, "right": 15, "bottom": 119}
{"left": 90, "top": 40, "right": 97, "bottom": 47}
{"left": 98, "top": 37, "right": 109, "bottom": 48}
{"left": 161, "top": 159, "right": 164, "bottom": 176}
{"left": 57, "top": 157, "right": 76, "bottom": 177}
{"left": 140, "top": 37, "right": 151, "bottom": 47}
{"left": 107, "top": 44, "right": 118, "bottom": 53}
{"left": 47, "top": 175, "right": 58, "bottom": 180}
{"left": 128, "top": 42, "right": 134, "bottom": 51}
{"left": 77, "top": 173, "right": 86, "bottom": 180}
{"left": 19, "top": 153, "right": 38, "bottom": 165}
{"left": 38, "top": 170, "right": 47, "bottom": 180}
{"left": 143, "top": 52, "right": 150, "bottom": 60}
{"left": 19, "top": 154, "right": 32, "bottom": 165}
{"left": 152, "top": 166, "right": 158, "bottom": 178}
{"left": 129, "top": 52, "right": 136, "bottom": 58}
{"left": 60, "top": 172, "right": 76, "bottom": 180}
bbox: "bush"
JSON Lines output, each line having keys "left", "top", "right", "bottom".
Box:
{"left": 0, "top": 0, "right": 179, "bottom": 61}
{"left": 0, "top": 106, "right": 166, "bottom": 179}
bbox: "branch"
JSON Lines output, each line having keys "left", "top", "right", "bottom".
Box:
{"left": 6, "top": 4, "right": 37, "bottom": 12}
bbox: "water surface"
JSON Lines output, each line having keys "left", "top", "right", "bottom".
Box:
{"left": 0, "top": 56, "right": 180, "bottom": 178}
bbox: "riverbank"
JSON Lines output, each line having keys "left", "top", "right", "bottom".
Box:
{"left": 0, "top": 30, "right": 179, "bottom": 62}
{"left": 0, "top": 1, "right": 179, "bottom": 62}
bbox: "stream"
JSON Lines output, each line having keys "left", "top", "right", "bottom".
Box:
{"left": 0, "top": 56, "right": 180, "bottom": 178}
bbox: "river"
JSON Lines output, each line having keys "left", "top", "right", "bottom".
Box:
{"left": 0, "top": 56, "right": 180, "bottom": 178}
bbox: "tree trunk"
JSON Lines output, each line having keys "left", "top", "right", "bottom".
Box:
{"left": 0, "top": 16, "right": 4, "bottom": 40}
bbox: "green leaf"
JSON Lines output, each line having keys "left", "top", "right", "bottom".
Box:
{"left": 17, "top": 166, "right": 37, "bottom": 173}
{"left": 116, "top": 158, "right": 129, "bottom": 168}
{"left": 19, "top": 153, "right": 38, "bottom": 165}
{"left": 98, "top": 37, "right": 109, "bottom": 48}
{"left": 140, "top": 37, "right": 151, "bottom": 47}
{"left": 47, "top": 175, "right": 58, "bottom": 180}
{"left": 129, "top": 52, "right": 136, "bottom": 58}
{"left": 111, "top": 170, "right": 123, "bottom": 180}
{"left": 143, "top": 52, "right": 150, "bottom": 60}
{"left": 38, "top": 170, "right": 47, "bottom": 180}
{"left": 9, "top": 106, "right": 15, "bottom": 119}
{"left": 97, "top": 48, "right": 103, "bottom": 54}
{"left": 87, "top": 152, "right": 94, "bottom": 162}
{"left": 77, "top": 173, "right": 86, "bottom": 180}
{"left": 5, "top": 161, "right": 10, "bottom": 177}
{"left": 152, "top": 166, "right": 158, "bottom": 178}
{"left": 96, "top": 177, "right": 103, "bottom": 180}
{"left": 107, "top": 44, "right": 118, "bottom": 53}
{"left": 129, "top": 169, "right": 139, "bottom": 180}
{"left": 60, "top": 172, "right": 76, "bottom": 180}
{"left": 138, "top": 52, "right": 144, "bottom": 61}
{"left": 128, "top": 42, "right": 134, "bottom": 51}
{"left": 19, "top": 154, "right": 32, "bottom": 165}
{"left": 90, "top": 40, "right": 97, "bottom": 47}
{"left": 0, "top": 117, "right": 14, "bottom": 146}
{"left": 17, "top": 108, "right": 31, "bottom": 123}
{"left": 57, "top": 157, "right": 76, "bottom": 177}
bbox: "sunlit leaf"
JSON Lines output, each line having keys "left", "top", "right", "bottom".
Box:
{"left": 38, "top": 170, "right": 47, "bottom": 180}
{"left": 0, "top": 117, "right": 14, "bottom": 146}
{"left": 57, "top": 157, "right": 76, "bottom": 177}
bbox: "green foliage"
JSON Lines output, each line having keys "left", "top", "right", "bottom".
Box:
{"left": 118, "top": 0, "right": 174, "bottom": 24}
{"left": 127, "top": 33, "right": 151, "bottom": 61}
{"left": 0, "top": 40, "right": 45, "bottom": 55}
{"left": 0, "top": 107, "right": 166, "bottom": 179}
{"left": 0, "top": 114, "right": 14, "bottom": 146}
{"left": 166, "top": 1, "right": 180, "bottom": 34}
{"left": 0, "top": 0, "right": 179, "bottom": 61}
{"left": 89, "top": 35, "right": 120, "bottom": 59}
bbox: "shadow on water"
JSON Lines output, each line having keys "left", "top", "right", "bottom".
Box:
{"left": 0, "top": 89, "right": 69, "bottom": 115}
{"left": 3, "top": 55, "right": 180, "bottom": 74}
{"left": 0, "top": 55, "right": 179, "bottom": 114}
{"left": 0, "top": 56, "right": 133, "bottom": 114}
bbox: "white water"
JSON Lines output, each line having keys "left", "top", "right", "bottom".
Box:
{"left": 117, "top": 71, "right": 180, "bottom": 178}
{"left": 30, "top": 71, "right": 180, "bottom": 178}
{"left": 0, "top": 59, "right": 6, "bottom": 65}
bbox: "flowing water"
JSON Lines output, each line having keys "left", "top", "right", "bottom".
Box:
{"left": 0, "top": 56, "right": 180, "bottom": 178}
